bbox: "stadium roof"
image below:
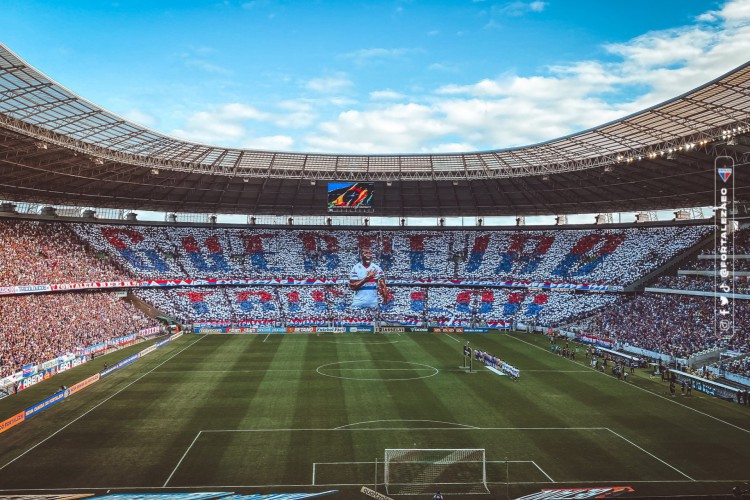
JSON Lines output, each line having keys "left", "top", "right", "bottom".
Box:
{"left": 1, "top": 43, "right": 749, "bottom": 217}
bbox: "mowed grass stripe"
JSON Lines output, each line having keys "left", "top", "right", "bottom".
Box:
{"left": 282, "top": 335, "right": 339, "bottom": 483}
{"left": 331, "top": 334, "right": 464, "bottom": 467}
{"left": 0, "top": 332, "right": 748, "bottom": 498}
{"left": 333, "top": 334, "right": 407, "bottom": 432}
{"left": 415, "top": 333, "right": 523, "bottom": 429}
{"left": 160, "top": 334, "right": 292, "bottom": 487}
{"left": 414, "top": 334, "right": 697, "bottom": 482}
{"left": 504, "top": 332, "right": 750, "bottom": 481}
{"left": 357, "top": 335, "right": 484, "bottom": 452}
{"left": 0, "top": 334, "right": 208, "bottom": 489}
{"left": 0, "top": 336, "right": 180, "bottom": 468}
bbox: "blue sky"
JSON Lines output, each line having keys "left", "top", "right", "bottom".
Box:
{"left": 4, "top": 0, "right": 750, "bottom": 156}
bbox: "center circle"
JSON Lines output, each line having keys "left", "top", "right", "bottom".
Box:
{"left": 316, "top": 360, "right": 439, "bottom": 381}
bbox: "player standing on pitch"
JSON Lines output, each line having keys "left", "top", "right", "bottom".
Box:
{"left": 349, "top": 247, "right": 389, "bottom": 309}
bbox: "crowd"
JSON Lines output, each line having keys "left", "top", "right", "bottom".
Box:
{"left": 0, "top": 219, "right": 732, "bottom": 376}
{"left": 0, "top": 220, "right": 129, "bottom": 286}
{"left": 72, "top": 223, "right": 711, "bottom": 286}
{"left": 133, "top": 285, "right": 617, "bottom": 328}
{"left": 655, "top": 275, "right": 750, "bottom": 294}
{"left": 692, "top": 258, "right": 750, "bottom": 271}
{"left": 720, "top": 356, "right": 750, "bottom": 377}
{"left": 652, "top": 230, "right": 750, "bottom": 294}
{"left": 699, "top": 227, "right": 750, "bottom": 255}
{"left": 712, "top": 355, "right": 750, "bottom": 378}
{"left": 573, "top": 292, "right": 750, "bottom": 358}
{"left": 0, "top": 292, "right": 156, "bottom": 378}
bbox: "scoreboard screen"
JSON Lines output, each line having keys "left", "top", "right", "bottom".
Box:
{"left": 327, "top": 182, "right": 374, "bottom": 211}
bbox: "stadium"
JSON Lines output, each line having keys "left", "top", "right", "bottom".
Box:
{"left": 1, "top": 23, "right": 750, "bottom": 500}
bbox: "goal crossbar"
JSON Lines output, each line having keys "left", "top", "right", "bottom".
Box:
{"left": 384, "top": 448, "right": 488, "bottom": 495}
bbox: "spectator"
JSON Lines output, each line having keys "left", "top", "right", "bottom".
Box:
{"left": 0, "top": 292, "right": 156, "bottom": 378}
{"left": 0, "top": 220, "right": 129, "bottom": 286}
{"left": 574, "top": 293, "right": 750, "bottom": 358}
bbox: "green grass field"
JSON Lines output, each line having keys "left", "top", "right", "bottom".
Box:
{"left": 1, "top": 332, "right": 749, "bottom": 499}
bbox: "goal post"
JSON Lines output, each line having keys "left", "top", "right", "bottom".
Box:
{"left": 383, "top": 448, "right": 488, "bottom": 495}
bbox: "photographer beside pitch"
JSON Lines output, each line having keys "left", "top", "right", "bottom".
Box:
{"left": 349, "top": 247, "right": 389, "bottom": 311}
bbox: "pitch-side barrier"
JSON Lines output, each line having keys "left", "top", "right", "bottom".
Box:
{"left": 0, "top": 333, "right": 183, "bottom": 435}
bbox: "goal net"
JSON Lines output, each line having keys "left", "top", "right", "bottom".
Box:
{"left": 383, "top": 448, "right": 488, "bottom": 495}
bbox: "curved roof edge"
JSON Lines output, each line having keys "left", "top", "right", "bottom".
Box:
{"left": 1, "top": 43, "right": 750, "bottom": 181}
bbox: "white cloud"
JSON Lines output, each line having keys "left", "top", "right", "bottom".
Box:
{"left": 178, "top": 46, "right": 232, "bottom": 75}
{"left": 306, "top": 74, "right": 353, "bottom": 94}
{"left": 242, "top": 135, "right": 295, "bottom": 151}
{"left": 305, "top": 104, "right": 454, "bottom": 153}
{"left": 122, "top": 108, "right": 157, "bottom": 128}
{"left": 605, "top": 28, "right": 714, "bottom": 68}
{"left": 184, "top": 59, "right": 232, "bottom": 75}
{"left": 494, "top": 1, "right": 548, "bottom": 17}
{"left": 170, "top": 0, "right": 750, "bottom": 154}
{"left": 341, "top": 47, "right": 416, "bottom": 66}
{"left": 170, "top": 103, "right": 290, "bottom": 145}
{"left": 715, "top": 0, "right": 750, "bottom": 24}
{"left": 424, "top": 142, "right": 478, "bottom": 153}
{"left": 296, "top": 0, "right": 741, "bottom": 152}
{"left": 370, "top": 89, "right": 406, "bottom": 101}
{"left": 273, "top": 100, "right": 317, "bottom": 128}
{"left": 428, "top": 62, "right": 461, "bottom": 73}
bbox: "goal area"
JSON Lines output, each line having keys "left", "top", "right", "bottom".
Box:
{"left": 383, "top": 448, "right": 488, "bottom": 495}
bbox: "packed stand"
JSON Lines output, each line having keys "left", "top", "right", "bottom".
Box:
{"left": 0, "top": 219, "right": 130, "bottom": 286}
{"left": 691, "top": 258, "right": 750, "bottom": 271}
{"left": 72, "top": 224, "right": 711, "bottom": 287}
{"left": 0, "top": 292, "right": 156, "bottom": 378}
{"left": 654, "top": 275, "right": 750, "bottom": 294}
{"left": 573, "top": 292, "right": 750, "bottom": 358}
{"left": 712, "top": 355, "right": 750, "bottom": 378}
{"left": 136, "top": 285, "right": 617, "bottom": 328}
{"left": 699, "top": 227, "right": 750, "bottom": 255}
{"left": 652, "top": 232, "right": 750, "bottom": 294}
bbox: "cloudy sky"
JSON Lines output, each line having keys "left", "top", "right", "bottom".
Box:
{"left": 4, "top": 0, "right": 750, "bottom": 156}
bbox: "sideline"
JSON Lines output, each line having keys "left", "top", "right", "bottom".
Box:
{"left": 0, "top": 335, "right": 207, "bottom": 472}
{"left": 507, "top": 333, "right": 750, "bottom": 435}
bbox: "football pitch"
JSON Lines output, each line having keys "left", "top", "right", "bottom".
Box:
{"left": 1, "top": 332, "right": 749, "bottom": 499}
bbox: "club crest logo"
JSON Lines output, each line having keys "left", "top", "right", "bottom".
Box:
{"left": 717, "top": 167, "right": 733, "bottom": 183}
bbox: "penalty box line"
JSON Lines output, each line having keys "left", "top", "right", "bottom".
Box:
{"left": 164, "top": 426, "right": 607, "bottom": 487}
{"left": 164, "top": 430, "right": 203, "bottom": 487}
{"left": 605, "top": 427, "right": 694, "bottom": 481}
{"left": 311, "top": 459, "right": 555, "bottom": 486}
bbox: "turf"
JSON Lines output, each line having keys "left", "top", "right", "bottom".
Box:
{"left": 0, "top": 332, "right": 749, "bottom": 499}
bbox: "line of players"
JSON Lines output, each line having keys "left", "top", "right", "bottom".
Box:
{"left": 470, "top": 348, "right": 520, "bottom": 380}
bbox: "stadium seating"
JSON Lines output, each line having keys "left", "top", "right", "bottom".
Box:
{"left": 0, "top": 218, "right": 731, "bottom": 373}
{"left": 72, "top": 223, "right": 711, "bottom": 286}
{"left": 572, "top": 292, "right": 750, "bottom": 358}
{"left": 0, "top": 292, "right": 156, "bottom": 378}
{"left": 655, "top": 275, "right": 750, "bottom": 294}
{"left": 0, "top": 219, "right": 130, "bottom": 286}
{"left": 711, "top": 355, "right": 750, "bottom": 378}
{"left": 134, "top": 285, "right": 618, "bottom": 328}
